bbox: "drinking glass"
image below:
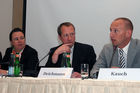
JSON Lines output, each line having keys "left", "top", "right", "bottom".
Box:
{"left": 81, "top": 64, "right": 89, "bottom": 79}
{"left": 19, "top": 64, "right": 23, "bottom": 77}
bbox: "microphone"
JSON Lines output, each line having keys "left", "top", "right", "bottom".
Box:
{"left": 39, "top": 50, "right": 52, "bottom": 63}
{"left": 90, "top": 71, "right": 99, "bottom": 79}
{"left": 0, "top": 53, "right": 14, "bottom": 71}
{"left": 0, "top": 62, "right": 10, "bottom": 71}
{"left": 0, "top": 61, "right": 10, "bottom": 65}
{"left": 91, "top": 46, "right": 117, "bottom": 79}
{"left": 31, "top": 50, "right": 52, "bottom": 77}
{"left": 109, "top": 46, "right": 117, "bottom": 68}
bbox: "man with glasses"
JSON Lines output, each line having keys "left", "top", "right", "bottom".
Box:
{"left": 0, "top": 28, "right": 39, "bottom": 77}
{"left": 45, "top": 22, "right": 96, "bottom": 78}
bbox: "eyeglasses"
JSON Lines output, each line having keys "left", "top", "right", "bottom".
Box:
{"left": 62, "top": 32, "right": 75, "bottom": 38}
{"left": 12, "top": 36, "right": 25, "bottom": 41}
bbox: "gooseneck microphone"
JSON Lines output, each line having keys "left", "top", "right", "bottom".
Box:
{"left": 32, "top": 50, "right": 52, "bottom": 77}
{"left": 39, "top": 50, "right": 52, "bottom": 63}
{"left": 0, "top": 61, "right": 10, "bottom": 65}
{"left": 91, "top": 46, "right": 118, "bottom": 79}
{"left": 109, "top": 46, "right": 117, "bottom": 68}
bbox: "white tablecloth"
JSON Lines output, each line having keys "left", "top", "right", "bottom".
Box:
{"left": 0, "top": 77, "right": 140, "bottom": 93}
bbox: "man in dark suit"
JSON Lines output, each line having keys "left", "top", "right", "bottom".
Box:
{"left": 45, "top": 22, "right": 96, "bottom": 78}
{"left": 1, "top": 28, "right": 39, "bottom": 77}
{"left": 90, "top": 17, "right": 140, "bottom": 77}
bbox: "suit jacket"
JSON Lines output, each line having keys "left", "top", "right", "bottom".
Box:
{"left": 45, "top": 42, "right": 96, "bottom": 75}
{"left": 90, "top": 38, "right": 140, "bottom": 76}
{"left": 0, "top": 51, "right": 2, "bottom": 63}
{"left": 2, "top": 45, "right": 39, "bottom": 77}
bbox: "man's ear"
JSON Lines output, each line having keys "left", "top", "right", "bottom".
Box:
{"left": 126, "top": 30, "right": 132, "bottom": 37}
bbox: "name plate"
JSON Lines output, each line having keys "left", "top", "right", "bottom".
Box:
{"left": 38, "top": 68, "right": 73, "bottom": 78}
{"left": 98, "top": 68, "right": 140, "bottom": 80}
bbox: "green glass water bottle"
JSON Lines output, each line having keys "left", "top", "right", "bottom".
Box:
{"left": 14, "top": 53, "right": 20, "bottom": 76}
{"left": 66, "top": 53, "right": 71, "bottom": 67}
{"left": 61, "top": 52, "right": 71, "bottom": 67}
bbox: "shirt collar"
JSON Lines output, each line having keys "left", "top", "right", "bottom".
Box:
{"left": 118, "top": 41, "right": 131, "bottom": 54}
{"left": 71, "top": 45, "right": 74, "bottom": 53}
{"left": 12, "top": 47, "right": 25, "bottom": 59}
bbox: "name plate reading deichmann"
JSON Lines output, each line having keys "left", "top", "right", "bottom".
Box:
{"left": 38, "top": 68, "right": 73, "bottom": 78}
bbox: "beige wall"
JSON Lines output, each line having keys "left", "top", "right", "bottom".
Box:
{"left": 0, "top": 0, "right": 23, "bottom": 56}
{"left": 12, "top": 0, "right": 23, "bottom": 29}
{"left": 0, "top": 0, "right": 13, "bottom": 56}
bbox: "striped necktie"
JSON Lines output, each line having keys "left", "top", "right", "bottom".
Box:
{"left": 119, "top": 49, "right": 126, "bottom": 68}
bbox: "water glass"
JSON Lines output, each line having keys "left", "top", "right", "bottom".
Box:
{"left": 81, "top": 64, "right": 89, "bottom": 79}
{"left": 8, "top": 64, "right": 23, "bottom": 77}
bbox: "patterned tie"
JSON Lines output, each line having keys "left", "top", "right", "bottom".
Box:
{"left": 119, "top": 49, "right": 126, "bottom": 68}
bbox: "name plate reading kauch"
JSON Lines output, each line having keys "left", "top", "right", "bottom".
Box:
{"left": 98, "top": 68, "right": 140, "bottom": 81}
{"left": 38, "top": 68, "right": 73, "bottom": 78}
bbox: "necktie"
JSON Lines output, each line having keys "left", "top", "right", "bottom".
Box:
{"left": 119, "top": 49, "right": 126, "bottom": 68}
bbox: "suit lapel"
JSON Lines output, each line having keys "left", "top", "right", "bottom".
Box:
{"left": 72, "top": 42, "right": 78, "bottom": 67}
{"left": 127, "top": 39, "right": 136, "bottom": 67}
{"left": 20, "top": 45, "right": 27, "bottom": 64}
{"left": 111, "top": 48, "right": 120, "bottom": 67}
{"left": 106, "top": 45, "right": 119, "bottom": 67}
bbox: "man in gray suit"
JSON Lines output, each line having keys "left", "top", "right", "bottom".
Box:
{"left": 90, "top": 17, "right": 140, "bottom": 77}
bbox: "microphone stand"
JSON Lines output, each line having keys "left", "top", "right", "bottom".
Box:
{"left": 0, "top": 62, "right": 10, "bottom": 65}
{"left": 91, "top": 46, "right": 117, "bottom": 79}
{"left": 33, "top": 50, "right": 51, "bottom": 77}
{"left": 39, "top": 51, "right": 51, "bottom": 63}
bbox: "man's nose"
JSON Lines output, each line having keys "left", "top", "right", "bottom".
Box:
{"left": 68, "top": 35, "right": 72, "bottom": 40}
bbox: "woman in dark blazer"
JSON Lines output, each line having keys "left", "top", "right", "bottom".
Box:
{"left": 1, "top": 28, "right": 39, "bottom": 77}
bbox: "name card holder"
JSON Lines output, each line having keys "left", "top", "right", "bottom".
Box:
{"left": 38, "top": 68, "right": 73, "bottom": 78}
{"left": 98, "top": 68, "right": 140, "bottom": 81}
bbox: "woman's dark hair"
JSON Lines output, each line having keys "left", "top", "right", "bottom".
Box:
{"left": 9, "top": 28, "right": 24, "bottom": 41}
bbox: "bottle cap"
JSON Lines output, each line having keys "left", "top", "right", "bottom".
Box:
{"left": 15, "top": 53, "right": 19, "bottom": 58}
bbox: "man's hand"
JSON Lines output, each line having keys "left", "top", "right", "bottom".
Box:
{"left": 0, "top": 69, "right": 7, "bottom": 75}
{"left": 52, "top": 43, "right": 72, "bottom": 63}
{"left": 71, "top": 72, "right": 81, "bottom": 78}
